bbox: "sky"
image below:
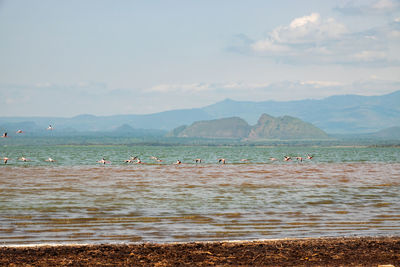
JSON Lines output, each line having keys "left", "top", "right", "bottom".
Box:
{"left": 0, "top": 0, "right": 399, "bottom": 117}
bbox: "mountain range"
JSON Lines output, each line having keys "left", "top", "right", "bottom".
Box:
{"left": 0, "top": 90, "right": 399, "bottom": 135}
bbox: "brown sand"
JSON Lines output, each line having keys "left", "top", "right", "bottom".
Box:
{"left": 1, "top": 237, "right": 399, "bottom": 266}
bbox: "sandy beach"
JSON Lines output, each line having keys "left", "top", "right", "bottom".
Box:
{"left": 1, "top": 237, "right": 399, "bottom": 266}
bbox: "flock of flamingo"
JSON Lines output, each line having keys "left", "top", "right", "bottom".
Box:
{"left": 1, "top": 125, "right": 314, "bottom": 165}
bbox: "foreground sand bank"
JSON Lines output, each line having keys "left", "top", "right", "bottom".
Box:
{"left": 1, "top": 237, "right": 399, "bottom": 266}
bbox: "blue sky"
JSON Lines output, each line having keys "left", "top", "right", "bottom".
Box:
{"left": 0, "top": 0, "right": 399, "bottom": 116}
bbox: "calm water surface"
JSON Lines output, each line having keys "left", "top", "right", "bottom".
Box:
{"left": 0, "top": 145, "right": 399, "bottom": 245}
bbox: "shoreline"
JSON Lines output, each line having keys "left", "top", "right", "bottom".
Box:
{"left": 1, "top": 237, "right": 399, "bottom": 266}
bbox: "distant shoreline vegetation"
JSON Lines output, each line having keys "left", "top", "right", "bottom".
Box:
{"left": 0, "top": 135, "right": 399, "bottom": 147}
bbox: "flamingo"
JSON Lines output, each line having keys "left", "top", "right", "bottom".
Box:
{"left": 307, "top": 154, "right": 313, "bottom": 160}
{"left": 124, "top": 156, "right": 139, "bottom": 163}
{"left": 269, "top": 157, "right": 278, "bottom": 161}
{"left": 3, "top": 157, "right": 9, "bottom": 164}
{"left": 16, "top": 130, "right": 23, "bottom": 134}
{"left": 150, "top": 156, "right": 163, "bottom": 162}
{"left": 97, "top": 158, "right": 110, "bottom": 164}
{"left": 296, "top": 157, "right": 303, "bottom": 162}
{"left": 19, "top": 157, "right": 30, "bottom": 162}
{"left": 45, "top": 157, "right": 56, "bottom": 162}
{"left": 175, "top": 160, "right": 182, "bottom": 165}
{"left": 1, "top": 132, "right": 8, "bottom": 138}
{"left": 284, "top": 156, "right": 292, "bottom": 161}
{"left": 47, "top": 125, "right": 53, "bottom": 130}
{"left": 218, "top": 158, "right": 226, "bottom": 164}
{"left": 194, "top": 158, "right": 202, "bottom": 163}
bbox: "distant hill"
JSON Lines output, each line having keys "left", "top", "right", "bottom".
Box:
{"left": 370, "top": 126, "right": 400, "bottom": 140}
{"left": 174, "top": 117, "right": 251, "bottom": 139}
{"left": 169, "top": 114, "right": 328, "bottom": 140}
{"left": 0, "top": 90, "right": 399, "bottom": 134}
{"left": 248, "top": 114, "right": 329, "bottom": 140}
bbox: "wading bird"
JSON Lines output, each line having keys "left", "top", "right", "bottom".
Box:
{"left": 296, "top": 157, "right": 303, "bottom": 162}
{"left": 97, "top": 158, "right": 110, "bottom": 164}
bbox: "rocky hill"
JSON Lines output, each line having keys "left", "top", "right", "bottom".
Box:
{"left": 248, "top": 114, "right": 329, "bottom": 140}
{"left": 174, "top": 117, "right": 251, "bottom": 139}
{"left": 169, "top": 114, "right": 328, "bottom": 140}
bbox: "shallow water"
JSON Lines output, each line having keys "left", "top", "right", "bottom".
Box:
{"left": 0, "top": 146, "right": 399, "bottom": 244}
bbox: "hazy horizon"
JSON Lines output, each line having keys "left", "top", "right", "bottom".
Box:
{"left": 0, "top": 89, "right": 398, "bottom": 118}
{"left": 1, "top": 0, "right": 399, "bottom": 117}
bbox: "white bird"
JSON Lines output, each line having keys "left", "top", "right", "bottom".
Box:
{"left": 45, "top": 157, "right": 55, "bottom": 162}
{"left": 19, "top": 157, "right": 30, "bottom": 162}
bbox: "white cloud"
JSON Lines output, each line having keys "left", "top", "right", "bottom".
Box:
{"left": 373, "top": 0, "right": 397, "bottom": 10}
{"left": 300, "top": 80, "right": 344, "bottom": 88}
{"left": 352, "top": 50, "right": 387, "bottom": 61}
{"left": 255, "top": 12, "right": 347, "bottom": 48}
{"left": 146, "top": 82, "right": 273, "bottom": 93}
{"left": 336, "top": 0, "right": 400, "bottom": 15}
{"left": 251, "top": 40, "right": 290, "bottom": 52}
{"left": 247, "top": 11, "right": 400, "bottom": 65}
{"left": 147, "top": 83, "right": 212, "bottom": 93}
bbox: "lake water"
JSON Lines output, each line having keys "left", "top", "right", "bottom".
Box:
{"left": 0, "top": 145, "right": 399, "bottom": 245}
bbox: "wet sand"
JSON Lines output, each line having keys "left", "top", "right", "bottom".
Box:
{"left": 1, "top": 237, "right": 399, "bottom": 266}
